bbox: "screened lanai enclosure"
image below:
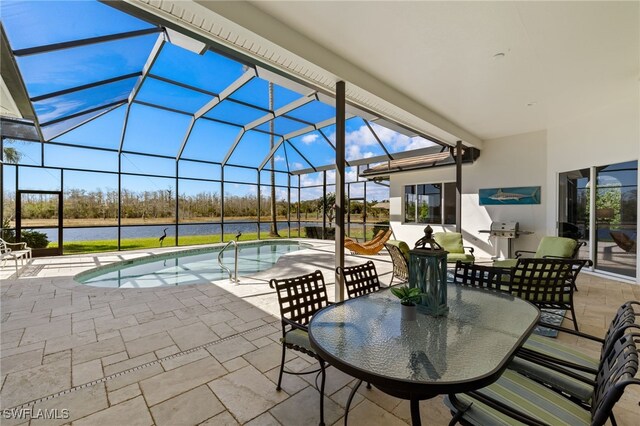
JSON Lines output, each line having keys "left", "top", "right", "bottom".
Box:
{"left": 0, "top": 1, "right": 466, "bottom": 256}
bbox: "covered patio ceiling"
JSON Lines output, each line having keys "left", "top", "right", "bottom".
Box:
{"left": 0, "top": 0, "right": 469, "bottom": 175}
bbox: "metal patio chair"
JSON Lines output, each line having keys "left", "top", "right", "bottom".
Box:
{"left": 507, "top": 258, "right": 592, "bottom": 331}
{"left": 445, "top": 328, "right": 640, "bottom": 426}
{"left": 452, "top": 260, "right": 509, "bottom": 292}
{"left": 336, "top": 260, "right": 382, "bottom": 299}
{"left": 269, "top": 270, "right": 331, "bottom": 426}
{"left": 512, "top": 301, "right": 639, "bottom": 406}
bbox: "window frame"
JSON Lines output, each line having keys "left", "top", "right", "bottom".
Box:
{"left": 403, "top": 181, "right": 456, "bottom": 225}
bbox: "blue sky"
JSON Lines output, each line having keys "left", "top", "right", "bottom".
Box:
{"left": 2, "top": 0, "right": 434, "bottom": 201}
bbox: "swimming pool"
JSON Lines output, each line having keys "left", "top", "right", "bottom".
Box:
{"left": 75, "top": 240, "right": 310, "bottom": 288}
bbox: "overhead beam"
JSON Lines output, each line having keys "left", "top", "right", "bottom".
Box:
{"left": 30, "top": 72, "right": 141, "bottom": 103}
{"left": 128, "top": 34, "right": 166, "bottom": 105}
{"left": 12, "top": 27, "right": 161, "bottom": 57}
{"left": 257, "top": 136, "right": 285, "bottom": 171}
{"left": 192, "top": 1, "right": 483, "bottom": 148}
{"left": 45, "top": 102, "right": 124, "bottom": 142}
{"left": 195, "top": 69, "right": 255, "bottom": 119}
{"left": 285, "top": 141, "right": 316, "bottom": 172}
{"left": 147, "top": 73, "right": 217, "bottom": 97}
{"left": 364, "top": 120, "right": 393, "bottom": 160}
{"left": 40, "top": 99, "right": 127, "bottom": 127}
{"left": 176, "top": 69, "right": 256, "bottom": 160}
{"left": 0, "top": 24, "right": 43, "bottom": 140}
{"left": 119, "top": 34, "right": 166, "bottom": 153}
{"left": 221, "top": 129, "right": 246, "bottom": 166}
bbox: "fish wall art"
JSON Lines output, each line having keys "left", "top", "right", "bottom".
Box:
{"left": 479, "top": 186, "right": 541, "bottom": 205}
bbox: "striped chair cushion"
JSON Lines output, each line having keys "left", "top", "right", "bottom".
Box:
{"left": 522, "top": 334, "right": 599, "bottom": 370}
{"left": 444, "top": 369, "right": 591, "bottom": 425}
{"left": 509, "top": 357, "right": 595, "bottom": 402}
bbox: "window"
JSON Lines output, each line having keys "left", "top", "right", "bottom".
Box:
{"left": 404, "top": 182, "right": 456, "bottom": 225}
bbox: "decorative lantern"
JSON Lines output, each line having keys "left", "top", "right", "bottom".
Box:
{"left": 409, "top": 226, "right": 449, "bottom": 316}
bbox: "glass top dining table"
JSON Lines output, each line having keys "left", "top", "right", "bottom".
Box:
{"left": 308, "top": 284, "right": 540, "bottom": 425}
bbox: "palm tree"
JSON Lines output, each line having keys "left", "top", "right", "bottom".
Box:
{"left": 269, "top": 82, "right": 280, "bottom": 237}
{"left": 3, "top": 146, "right": 22, "bottom": 164}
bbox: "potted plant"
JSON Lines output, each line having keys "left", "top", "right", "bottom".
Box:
{"left": 390, "top": 286, "right": 422, "bottom": 321}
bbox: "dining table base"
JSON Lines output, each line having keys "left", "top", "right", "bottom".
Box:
{"left": 344, "top": 380, "right": 435, "bottom": 426}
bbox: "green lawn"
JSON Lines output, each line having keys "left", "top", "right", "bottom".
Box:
{"left": 48, "top": 226, "right": 382, "bottom": 255}
{"left": 50, "top": 232, "right": 290, "bottom": 255}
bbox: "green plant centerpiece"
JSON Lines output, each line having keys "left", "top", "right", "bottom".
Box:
{"left": 390, "top": 286, "right": 422, "bottom": 306}
{"left": 391, "top": 286, "right": 423, "bottom": 321}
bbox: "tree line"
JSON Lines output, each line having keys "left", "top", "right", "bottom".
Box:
{"left": 3, "top": 188, "right": 389, "bottom": 222}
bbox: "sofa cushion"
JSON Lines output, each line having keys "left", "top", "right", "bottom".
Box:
{"left": 433, "top": 232, "right": 464, "bottom": 254}
{"left": 535, "top": 237, "right": 577, "bottom": 259}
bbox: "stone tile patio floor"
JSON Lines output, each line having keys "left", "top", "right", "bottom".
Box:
{"left": 1, "top": 240, "right": 638, "bottom": 425}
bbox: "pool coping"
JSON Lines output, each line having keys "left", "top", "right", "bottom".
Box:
{"left": 74, "top": 239, "right": 312, "bottom": 284}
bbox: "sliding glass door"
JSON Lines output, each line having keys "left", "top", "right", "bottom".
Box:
{"left": 559, "top": 161, "right": 637, "bottom": 279}
{"left": 594, "top": 161, "right": 637, "bottom": 277}
{"left": 558, "top": 168, "right": 590, "bottom": 259}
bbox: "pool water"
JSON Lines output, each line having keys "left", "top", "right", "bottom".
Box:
{"left": 75, "top": 241, "right": 308, "bottom": 288}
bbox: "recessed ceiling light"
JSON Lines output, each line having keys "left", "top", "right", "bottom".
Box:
{"left": 493, "top": 52, "right": 506, "bottom": 59}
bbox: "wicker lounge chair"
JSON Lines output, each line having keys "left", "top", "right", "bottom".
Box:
{"left": 344, "top": 228, "right": 392, "bottom": 255}
{"left": 384, "top": 240, "right": 410, "bottom": 284}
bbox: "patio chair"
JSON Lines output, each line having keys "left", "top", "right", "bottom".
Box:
{"left": 269, "top": 270, "right": 330, "bottom": 426}
{"left": 507, "top": 258, "right": 592, "bottom": 331}
{"left": 511, "top": 301, "right": 639, "bottom": 405}
{"left": 433, "top": 232, "right": 475, "bottom": 264}
{"left": 336, "top": 260, "right": 382, "bottom": 299}
{"left": 493, "top": 236, "right": 585, "bottom": 268}
{"left": 384, "top": 240, "right": 410, "bottom": 284}
{"left": 452, "top": 260, "right": 509, "bottom": 292}
{"left": 344, "top": 228, "right": 392, "bottom": 256}
{"left": 445, "top": 328, "right": 640, "bottom": 426}
{"left": 0, "top": 238, "right": 31, "bottom": 274}
{"left": 609, "top": 230, "right": 636, "bottom": 253}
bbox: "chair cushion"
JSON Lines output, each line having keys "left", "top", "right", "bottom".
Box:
{"left": 386, "top": 240, "right": 410, "bottom": 261}
{"left": 444, "top": 369, "right": 591, "bottom": 426}
{"left": 522, "top": 334, "right": 599, "bottom": 371}
{"left": 534, "top": 237, "right": 577, "bottom": 259}
{"left": 492, "top": 259, "right": 518, "bottom": 268}
{"left": 434, "top": 232, "right": 465, "bottom": 254}
{"left": 281, "top": 328, "right": 313, "bottom": 352}
{"left": 509, "top": 357, "right": 595, "bottom": 402}
{"left": 447, "top": 253, "right": 475, "bottom": 264}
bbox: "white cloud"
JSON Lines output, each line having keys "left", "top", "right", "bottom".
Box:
{"left": 369, "top": 122, "right": 436, "bottom": 152}
{"left": 301, "top": 134, "right": 319, "bottom": 144}
{"left": 273, "top": 155, "right": 285, "bottom": 163}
